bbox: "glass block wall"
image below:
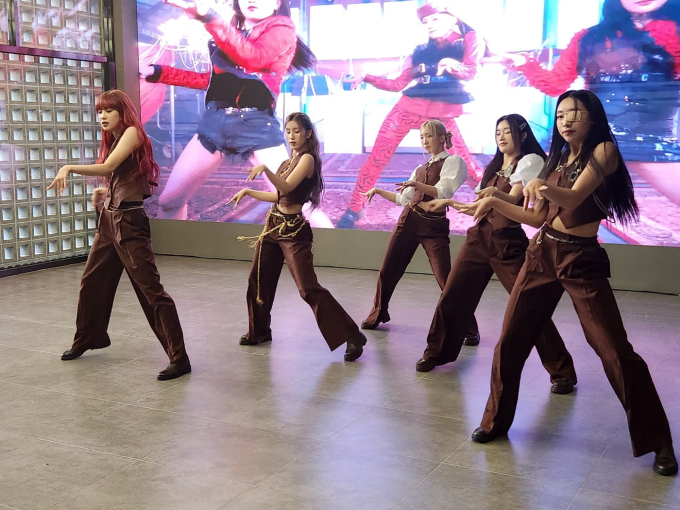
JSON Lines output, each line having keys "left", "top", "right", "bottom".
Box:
{"left": 0, "top": 0, "right": 112, "bottom": 270}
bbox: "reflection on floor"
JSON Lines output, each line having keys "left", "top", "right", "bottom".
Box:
{"left": 0, "top": 255, "right": 678, "bottom": 509}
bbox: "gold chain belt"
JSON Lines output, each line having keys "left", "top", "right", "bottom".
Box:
{"left": 237, "top": 206, "right": 308, "bottom": 304}
{"left": 408, "top": 203, "right": 447, "bottom": 221}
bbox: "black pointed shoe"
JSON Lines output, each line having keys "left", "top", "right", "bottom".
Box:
{"left": 463, "top": 332, "right": 480, "bottom": 346}
{"left": 471, "top": 427, "right": 505, "bottom": 444}
{"left": 61, "top": 348, "right": 86, "bottom": 361}
{"left": 361, "top": 319, "right": 380, "bottom": 330}
{"left": 415, "top": 357, "right": 444, "bottom": 373}
{"left": 551, "top": 378, "right": 576, "bottom": 395}
{"left": 345, "top": 333, "right": 367, "bottom": 362}
{"left": 239, "top": 334, "right": 272, "bottom": 346}
{"left": 654, "top": 445, "right": 678, "bottom": 476}
{"left": 361, "top": 312, "right": 390, "bottom": 330}
{"left": 157, "top": 359, "right": 192, "bottom": 381}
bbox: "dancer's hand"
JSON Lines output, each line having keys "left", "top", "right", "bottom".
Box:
{"left": 246, "top": 165, "right": 267, "bottom": 182}
{"left": 47, "top": 165, "right": 72, "bottom": 196}
{"left": 437, "top": 58, "right": 463, "bottom": 76}
{"left": 475, "top": 186, "right": 497, "bottom": 200}
{"left": 139, "top": 65, "right": 155, "bottom": 79}
{"left": 361, "top": 188, "right": 378, "bottom": 204}
{"left": 161, "top": 0, "right": 210, "bottom": 18}
{"left": 421, "top": 198, "right": 450, "bottom": 213}
{"left": 343, "top": 74, "right": 364, "bottom": 90}
{"left": 227, "top": 189, "right": 249, "bottom": 209}
{"left": 471, "top": 197, "right": 495, "bottom": 221}
{"left": 91, "top": 187, "right": 107, "bottom": 208}
{"left": 523, "top": 178, "right": 547, "bottom": 210}
{"left": 395, "top": 180, "right": 418, "bottom": 193}
{"left": 497, "top": 52, "right": 528, "bottom": 69}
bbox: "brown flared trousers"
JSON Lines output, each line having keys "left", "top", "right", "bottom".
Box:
{"left": 244, "top": 208, "right": 362, "bottom": 350}
{"left": 365, "top": 206, "right": 479, "bottom": 335}
{"left": 424, "top": 220, "right": 577, "bottom": 383}
{"left": 480, "top": 225, "right": 672, "bottom": 456}
{"left": 72, "top": 206, "right": 188, "bottom": 364}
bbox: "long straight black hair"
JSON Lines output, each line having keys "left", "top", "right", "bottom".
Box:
{"left": 232, "top": 0, "right": 317, "bottom": 71}
{"left": 480, "top": 114, "right": 546, "bottom": 189}
{"left": 285, "top": 112, "right": 324, "bottom": 207}
{"left": 539, "top": 90, "right": 639, "bottom": 225}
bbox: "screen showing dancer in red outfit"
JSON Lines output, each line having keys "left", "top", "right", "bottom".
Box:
{"left": 136, "top": 0, "right": 680, "bottom": 247}
{"left": 335, "top": 1, "right": 484, "bottom": 229}
{"left": 495, "top": 0, "right": 680, "bottom": 212}
{"left": 139, "top": 0, "right": 332, "bottom": 226}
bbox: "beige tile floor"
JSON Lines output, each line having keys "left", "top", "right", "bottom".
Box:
{"left": 0, "top": 255, "right": 679, "bottom": 509}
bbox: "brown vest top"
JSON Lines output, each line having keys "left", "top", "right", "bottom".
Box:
{"left": 410, "top": 157, "right": 447, "bottom": 205}
{"left": 545, "top": 158, "right": 610, "bottom": 229}
{"left": 276, "top": 155, "right": 316, "bottom": 208}
{"left": 104, "top": 142, "right": 153, "bottom": 209}
{"left": 482, "top": 170, "right": 523, "bottom": 230}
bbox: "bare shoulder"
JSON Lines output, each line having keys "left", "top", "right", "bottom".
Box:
{"left": 592, "top": 141, "right": 618, "bottom": 175}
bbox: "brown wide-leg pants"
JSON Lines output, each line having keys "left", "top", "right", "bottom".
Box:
{"left": 245, "top": 209, "right": 363, "bottom": 351}
{"left": 364, "top": 206, "right": 479, "bottom": 335}
{"left": 480, "top": 225, "right": 672, "bottom": 456}
{"left": 424, "top": 220, "right": 576, "bottom": 383}
{"left": 72, "top": 206, "right": 188, "bottom": 364}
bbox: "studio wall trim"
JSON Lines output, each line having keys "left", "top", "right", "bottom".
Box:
{"left": 149, "top": 219, "right": 680, "bottom": 295}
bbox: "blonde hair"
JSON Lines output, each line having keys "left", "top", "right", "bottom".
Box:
{"left": 421, "top": 119, "right": 453, "bottom": 149}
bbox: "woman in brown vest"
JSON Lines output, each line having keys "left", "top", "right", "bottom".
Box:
{"left": 468, "top": 90, "right": 676, "bottom": 476}
{"left": 228, "top": 112, "right": 367, "bottom": 361}
{"left": 359, "top": 120, "right": 479, "bottom": 344}
{"left": 416, "top": 114, "right": 577, "bottom": 393}
{"left": 48, "top": 90, "right": 190, "bottom": 381}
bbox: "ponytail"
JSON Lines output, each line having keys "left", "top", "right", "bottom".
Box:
{"left": 444, "top": 131, "right": 453, "bottom": 150}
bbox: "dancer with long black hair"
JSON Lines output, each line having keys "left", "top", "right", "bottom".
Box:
{"left": 415, "top": 114, "right": 577, "bottom": 394}
{"left": 468, "top": 90, "right": 676, "bottom": 477}
{"left": 229, "top": 112, "right": 367, "bottom": 361}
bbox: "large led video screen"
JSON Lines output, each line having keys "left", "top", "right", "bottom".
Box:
{"left": 136, "top": 0, "right": 680, "bottom": 247}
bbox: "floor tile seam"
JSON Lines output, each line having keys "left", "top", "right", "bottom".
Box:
{"left": 387, "top": 460, "right": 445, "bottom": 510}
{"left": 136, "top": 455, "right": 273, "bottom": 488}
{"left": 0, "top": 502, "right": 21, "bottom": 510}
{"left": 164, "top": 317, "right": 245, "bottom": 329}
{"left": 0, "top": 437, "right": 42, "bottom": 454}
{"left": 39, "top": 459, "right": 160, "bottom": 510}
{"left": 0, "top": 380, "right": 133, "bottom": 407}
{"left": 435, "top": 460, "right": 588, "bottom": 491}
{"left": 565, "top": 486, "right": 583, "bottom": 510}
{"left": 214, "top": 486, "right": 325, "bottom": 509}
{"left": 370, "top": 399, "right": 475, "bottom": 421}
{"left": 355, "top": 399, "right": 472, "bottom": 425}
{"left": 47, "top": 378, "right": 188, "bottom": 406}
{"left": 28, "top": 437, "right": 149, "bottom": 463}
{"left": 315, "top": 435, "right": 456, "bottom": 465}
{"left": 571, "top": 487, "right": 680, "bottom": 509}
{"left": 210, "top": 412, "right": 380, "bottom": 443}
{"left": 268, "top": 382, "right": 419, "bottom": 408}
{"left": 122, "top": 382, "right": 277, "bottom": 412}
{"left": 120, "top": 402, "right": 226, "bottom": 425}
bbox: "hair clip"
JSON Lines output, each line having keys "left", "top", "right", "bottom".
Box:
{"left": 519, "top": 122, "right": 527, "bottom": 130}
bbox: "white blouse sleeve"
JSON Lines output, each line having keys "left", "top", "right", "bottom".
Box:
{"left": 395, "top": 167, "right": 420, "bottom": 206}
{"left": 509, "top": 153, "right": 545, "bottom": 186}
{"left": 435, "top": 155, "right": 468, "bottom": 199}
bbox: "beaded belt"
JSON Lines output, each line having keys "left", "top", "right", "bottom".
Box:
{"left": 237, "top": 205, "right": 308, "bottom": 304}
{"left": 536, "top": 225, "right": 596, "bottom": 245}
